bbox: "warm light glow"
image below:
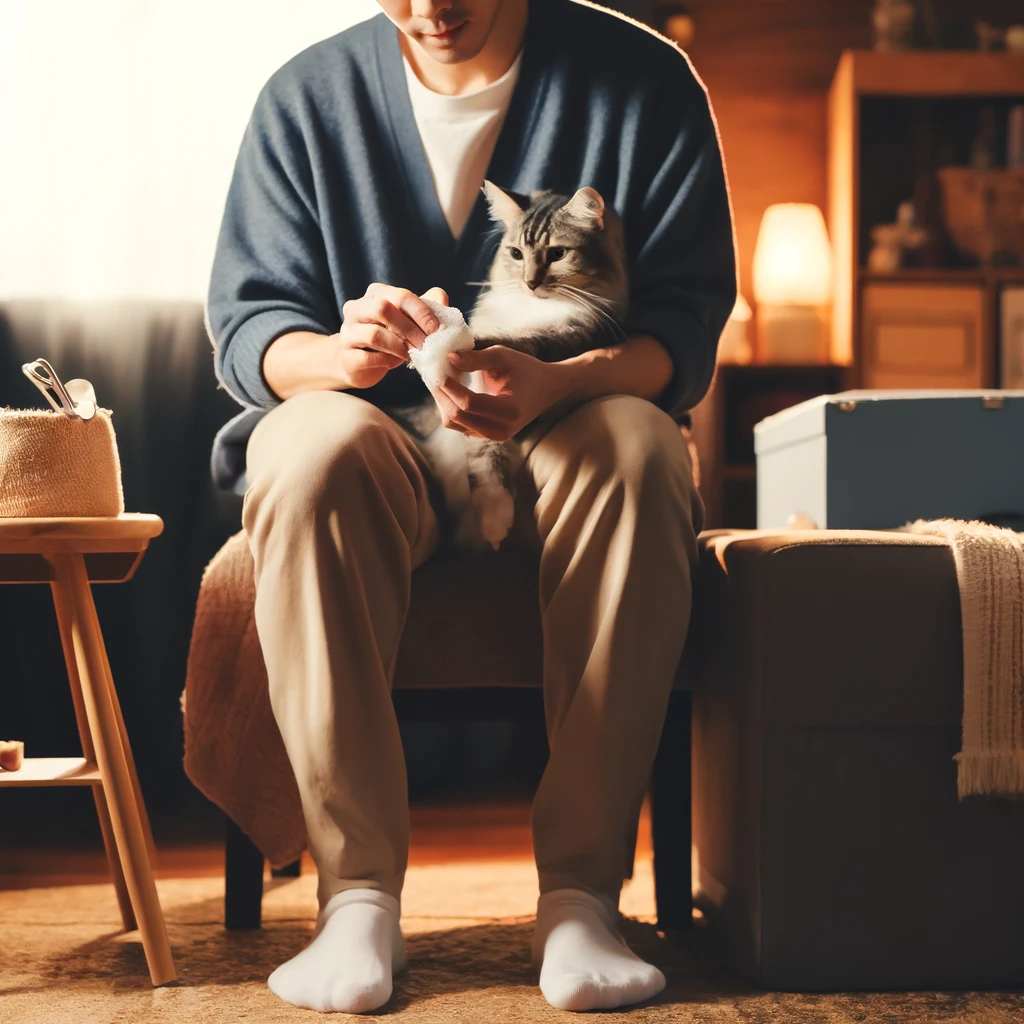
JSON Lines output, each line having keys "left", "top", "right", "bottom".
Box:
{"left": 0, "top": 0, "right": 382, "bottom": 302}
{"left": 752, "top": 204, "right": 834, "bottom": 306}
{"left": 730, "top": 294, "right": 753, "bottom": 322}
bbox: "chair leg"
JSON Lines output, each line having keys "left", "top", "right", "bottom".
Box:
{"left": 272, "top": 859, "right": 302, "bottom": 878}
{"left": 52, "top": 553, "right": 177, "bottom": 985}
{"left": 651, "top": 691, "right": 693, "bottom": 931}
{"left": 225, "top": 815, "right": 265, "bottom": 930}
{"left": 51, "top": 580, "right": 136, "bottom": 933}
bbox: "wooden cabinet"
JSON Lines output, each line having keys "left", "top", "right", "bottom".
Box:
{"left": 861, "top": 282, "right": 985, "bottom": 388}
{"left": 1002, "top": 286, "right": 1024, "bottom": 389}
{"left": 827, "top": 50, "right": 1024, "bottom": 386}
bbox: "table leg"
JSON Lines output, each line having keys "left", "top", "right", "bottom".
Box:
{"left": 102, "top": 623, "right": 159, "bottom": 868}
{"left": 50, "top": 553, "right": 176, "bottom": 986}
{"left": 50, "top": 580, "right": 136, "bottom": 932}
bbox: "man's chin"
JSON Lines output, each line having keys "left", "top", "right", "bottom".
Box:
{"left": 415, "top": 32, "right": 487, "bottom": 64}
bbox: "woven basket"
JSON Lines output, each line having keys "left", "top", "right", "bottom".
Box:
{"left": 0, "top": 408, "right": 124, "bottom": 517}
{"left": 937, "top": 167, "right": 1024, "bottom": 266}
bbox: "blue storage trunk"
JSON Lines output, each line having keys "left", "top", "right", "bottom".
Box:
{"left": 754, "top": 390, "right": 1024, "bottom": 530}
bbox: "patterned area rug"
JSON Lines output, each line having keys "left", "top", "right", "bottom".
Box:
{"left": 1, "top": 856, "right": 1021, "bottom": 1023}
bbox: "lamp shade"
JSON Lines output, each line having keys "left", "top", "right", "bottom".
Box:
{"left": 752, "top": 203, "right": 834, "bottom": 306}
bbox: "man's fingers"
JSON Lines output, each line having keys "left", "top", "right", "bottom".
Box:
{"left": 398, "top": 291, "right": 441, "bottom": 338}
{"left": 449, "top": 409, "right": 515, "bottom": 440}
{"left": 438, "top": 376, "right": 517, "bottom": 420}
{"left": 448, "top": 346, "right": 509, "bottom": 372}
{"left": 346, "top": 294, "right": 428, "bottom": 348}
{"left": 346, "top": 348, "right": 406, "bottom": 371}
{"left": 432, "top": 384, "right": 514, "bottom": 439}
{"left": 366, "top": 283, "right": 440, "bottom": 337}
{"left": 341, "top": 348, "right": 406, "bottom": 389}
{"left": 421, "top": 286, "right": 449, "bottom": 306}
{"left": 346, "top": 322, "right": 410, "bottom": 360}
{"left": 374, "top": 299, "right": 427, "bottom": 349}
{"left": 432, "top": 387, "right": 471, "bottom": 432}
{"left": 432, "top": 386, "right": 484, "bottom": 434}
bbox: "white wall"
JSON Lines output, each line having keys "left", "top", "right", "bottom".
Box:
{"left": 0, "top": 0, "right": 382, "bottom": 301}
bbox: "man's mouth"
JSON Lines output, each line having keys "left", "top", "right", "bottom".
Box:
{"left": 423, "top": 21, "right": 467, "bottom": 45}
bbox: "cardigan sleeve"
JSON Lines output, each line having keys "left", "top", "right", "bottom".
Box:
{"left": 206, "top": 80, "right": 341, "bottom": 409}
{"left": 623, "top": 60, "right": 737, "bottom": 417}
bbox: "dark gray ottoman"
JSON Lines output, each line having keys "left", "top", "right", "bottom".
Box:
{"left": 691, "top": 529, "right": 1024, "bottom": 991}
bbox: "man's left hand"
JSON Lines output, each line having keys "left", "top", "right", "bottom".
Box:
{"left": 433, "top": 346, "right": 573, "bottom": 441}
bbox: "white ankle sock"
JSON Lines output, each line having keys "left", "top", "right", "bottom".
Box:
{"left": 267, "top": 887, "right": 405, "bottom": 1013}
{"left": 532, "top": 888, "right": 666, "bottom": 1012}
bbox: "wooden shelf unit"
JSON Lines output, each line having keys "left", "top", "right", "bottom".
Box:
{"left": 837, "top": 51, "right": 1024, "bottom": 98}
{"left": 861, "top": 268, "right": 1024, "bottom": 285}
{"left": 827, "top": 50, "right": 1024, "bottom": 384}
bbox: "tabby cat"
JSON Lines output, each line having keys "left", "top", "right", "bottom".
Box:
{"left": 397, "top": 180, "right": 629, "bottom": 550}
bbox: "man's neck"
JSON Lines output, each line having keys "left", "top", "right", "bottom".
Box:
{"left": 400, "top": 2, "right": 528, "bottom": 97}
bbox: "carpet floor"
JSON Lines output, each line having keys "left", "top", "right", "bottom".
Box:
{"left": 1, "top": 856, "right": 1021, "bottom": 1023}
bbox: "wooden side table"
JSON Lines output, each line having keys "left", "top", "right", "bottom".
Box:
{"left": 0, "top": 514, "right": 176, "bottom": 986}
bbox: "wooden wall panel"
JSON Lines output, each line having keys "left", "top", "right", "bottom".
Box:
{"left": 685, "top": 0, "right": 1023, "bottom": 92}
{"left": 685, "top": 0, "right": 872, "bottom": 93}
{"left": 708, "top": 93, "right": 828, "bottom": 299}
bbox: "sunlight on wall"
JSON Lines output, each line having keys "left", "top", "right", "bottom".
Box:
{"left": 0, "top": 0, "right": 382, "bottom": 302}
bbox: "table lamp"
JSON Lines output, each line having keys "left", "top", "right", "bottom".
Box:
{"left": 752, "top": 203, "right": 834, "bottom": 363}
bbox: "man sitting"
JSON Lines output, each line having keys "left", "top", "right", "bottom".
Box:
{"left": 206, "top": 0, "right": 735, "bottom": 1012}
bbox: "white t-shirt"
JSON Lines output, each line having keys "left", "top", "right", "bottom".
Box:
{"left": 402, "top": 51, "right": 522, "bottom": 239}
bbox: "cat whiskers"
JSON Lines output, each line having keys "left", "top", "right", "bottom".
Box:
{"left": 466, "top": 280, "right": 523, "bottom": 302}
{"left": 556, "top": 283, "right": 621, "bottom": 316}
{"left": 556, "top": 282, "right": 618, "bottom": 307}
{"left": 553, "top": 285, "right": 627, "bottom": 343}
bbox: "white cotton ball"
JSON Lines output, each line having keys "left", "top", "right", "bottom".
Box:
{"left": 407, "top": 300, "right": 476, "bottom": 389}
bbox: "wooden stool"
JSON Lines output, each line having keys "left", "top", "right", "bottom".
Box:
{"left": 0, "top": 514, "right": 176, "bottom": 986}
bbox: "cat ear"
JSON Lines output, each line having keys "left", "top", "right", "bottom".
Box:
{"left": 482, "top": 181, "right": 529, "bottom": 227}
{"left": 563, "top": 187, "right": 605, "bottom": 230}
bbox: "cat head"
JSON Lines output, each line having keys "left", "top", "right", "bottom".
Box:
{"left": 480, "top": 182, "right": 627, "bottom": 310}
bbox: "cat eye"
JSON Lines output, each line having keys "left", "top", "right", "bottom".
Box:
{"left": 508, "top": 246, "right": 523, "bottom": 260}
{"left": 548, "top": 247, "right": 567, "bottom": 262}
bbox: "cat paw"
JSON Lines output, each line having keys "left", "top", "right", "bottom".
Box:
{"left": 453, "top": 506, "right": 488, "bottom": 551}
{"left": 474, "top": 487, "right": 515, "bottom": 551}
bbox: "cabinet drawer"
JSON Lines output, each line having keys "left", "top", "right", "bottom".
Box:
{"left": 1002, "top": 286, "right": 1024, "bottom": 389}
{"left": 861, "top": 283, "right": 985, "bottom": 389}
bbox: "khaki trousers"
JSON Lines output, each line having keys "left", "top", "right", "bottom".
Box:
{"left": 243, "top": 390, "right": 703, "bottom": 909}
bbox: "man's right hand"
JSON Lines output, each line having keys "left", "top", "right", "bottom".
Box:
{"left": 262, "top": 284, "right": 448, "bottom": 400}
{"left": 335, "top": 283, "right": 446, "bottom": 390}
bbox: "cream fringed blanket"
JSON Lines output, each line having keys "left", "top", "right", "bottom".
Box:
{"left": 907, "top": 519, "right": 1024, "bottom": 799}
